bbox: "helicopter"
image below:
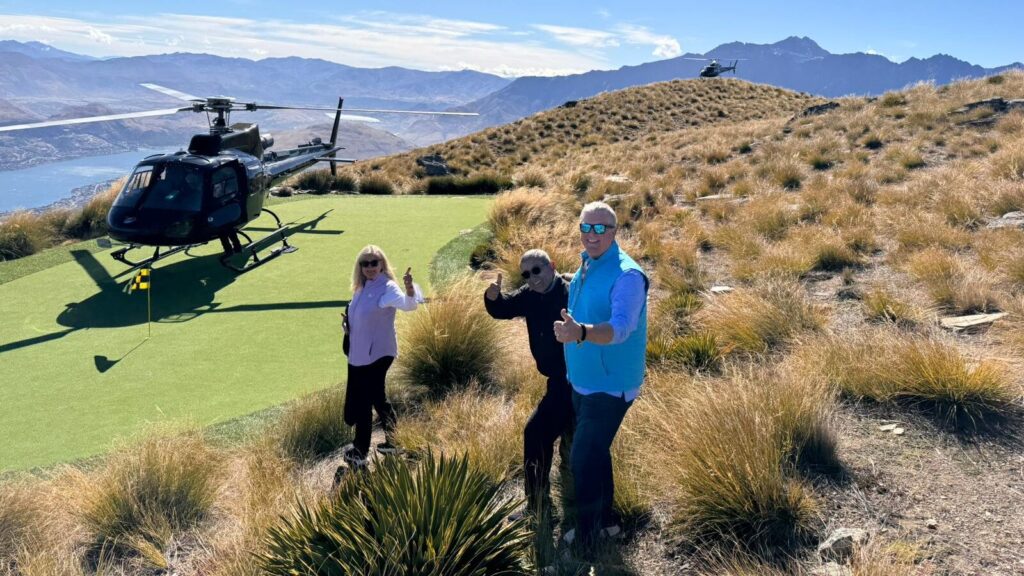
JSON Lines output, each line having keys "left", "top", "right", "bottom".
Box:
{"left": 684, "top": 58, "right": 744, "bottom": 78}
{"left": 0, "top": 83, "right": 476, "bottom": 273}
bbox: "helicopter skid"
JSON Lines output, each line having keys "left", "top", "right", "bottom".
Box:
{"left": 219, "top": 223, "right": 297, "bottom": 273}
{"left": 112, "top": 243, "right": 205, "bottom": 278}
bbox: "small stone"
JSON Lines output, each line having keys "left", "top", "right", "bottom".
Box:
{"left": 818, "top": 528, "right": 870, "bottom": 562}
{"left": 811, "top": 563, "right": 853, "bottom": 576}
{"left": 710, "top": 285, "right": 734, "bottom": 294}
{"left": 878, "top": 423, "right": 898, "bottom": 432}
{"left": 926, "top": 518, "right": 938, "bottom": 530}
{"left": 892, "top": 427, "right": 905, "bottom": 435}
{"left": 940, "top": 312, "right": 1007, "bottom": 332}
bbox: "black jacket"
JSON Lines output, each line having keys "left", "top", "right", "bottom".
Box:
{"left": 484, "top": 275, "right": 569, "bottom": 381}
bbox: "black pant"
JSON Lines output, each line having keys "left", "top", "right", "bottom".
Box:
{"left": 344, "top": 356, "right": 396, "bottom": 456}
{"left": 523, "top": 376, "right": 575, "bottom": 511}
{"left": 571, "top": 390, "right": 632, "bottom": 548}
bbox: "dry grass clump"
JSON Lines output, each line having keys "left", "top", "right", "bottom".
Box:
{"left": 0, "top": 211, "right": 52, "bottom": 261}
{"left": 75, "top": 434, "right": 222, "bottom": 560}
{"left": 891, "top": 216, "right": 972, "bottom": 254}
{"left": 0, "top": 483, "right": 44, "bottom": 570}
{"left": 274, "top": 386, "right": 351, "bottom": 463}
{"left": 655, "top": 237, "right": 706, "bottom": 295}
{"left": 399, "top": 278, "right": 505, "bottom": 394}
{"left": 487, "top": 188, "right": 572, "bottom": 246}
{"left": 739, "top": 193, "right": 798, "bottom": 240}
{"left": 394, "top": 386, "right": 527, "bottom": 484}
{"left": 0, "top": 179, "right": 124, "bottom": 260}
{"left": 861, "top": 286, "right": 929, "bottom": 327}
{"left": 796, "top": 329, "right": 1019, "bottom": 427}
{"left": 630, "top": 370, "right": 834, "bottom": 550}
{"left": 697, "top": 278, "right": 825, "bottom": 354}
{"left": 989, "top": 140, "right": 1024, "bottom": 181}
{"left": 905, "top": 248, "right": 1000, "bottom": 313}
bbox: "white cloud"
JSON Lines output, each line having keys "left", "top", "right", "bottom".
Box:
{"left": 0, "top": 12, "right": 605, "bottom": 77}
{"left": 533, "top": 24, "right": 619, "bottom": 48}
{"left": 615, "top": 24, "right": 681, "bottom": 59}
{"left": 86, "top": 27, "right": 114, "bottom": 44}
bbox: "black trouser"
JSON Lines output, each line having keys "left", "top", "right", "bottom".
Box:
{"left": 344, "top": 356, "right": 396, "bottom": 456}
{"left": 523, "top": 375, "right": 575, "bottom": 511}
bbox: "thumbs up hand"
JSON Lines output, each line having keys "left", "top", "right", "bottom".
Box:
{"left": 553, "top": 308, "right": 582, "bottom": 343}
{"left": 485, "top": 272, "right": 503, "bottom": 301}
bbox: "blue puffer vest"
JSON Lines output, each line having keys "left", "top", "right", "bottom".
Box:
{"left": 565, "top": 241, "right": 648, "bottom": 393}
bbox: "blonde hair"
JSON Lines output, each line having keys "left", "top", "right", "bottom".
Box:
{"left": 351, "top": 244, "right": 396, "bottom": 292}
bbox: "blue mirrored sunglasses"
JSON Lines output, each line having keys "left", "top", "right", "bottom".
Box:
{"left": 579, "top": 223, "right": 615, "bottom": 235}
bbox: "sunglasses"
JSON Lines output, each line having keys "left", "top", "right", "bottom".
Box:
{"left": 580, "top": 223, "right": 615, "bottom": 235}
{"left": 521, "top": 265, "right": 545, "bottom": 279}
{"left": 359, "top": 259, "right": 380, "bottom": 268}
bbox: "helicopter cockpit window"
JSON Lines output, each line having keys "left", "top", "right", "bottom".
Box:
{"left": 141, "top": 164, "right": 204, "bottom": 212}
{"left": 211, "top": 167, "right": 239, "bottom": 203}
{"left": 114, "top": 166, "right": 153, "bottom": 207}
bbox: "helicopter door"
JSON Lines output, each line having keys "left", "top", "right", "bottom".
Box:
{"left": 206, "top": 165, "right": 243, "bottom": 229}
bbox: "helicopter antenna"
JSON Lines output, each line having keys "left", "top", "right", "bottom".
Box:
{"left": 328, "top": 97, "right": 343, "bottom": 176}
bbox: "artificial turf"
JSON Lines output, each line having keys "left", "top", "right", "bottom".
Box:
{"left": 0, "top": 195, "right": 490, "bottom": 471}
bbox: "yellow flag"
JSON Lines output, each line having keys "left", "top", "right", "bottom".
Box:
{"left": 130, "top": 267, "right": 150, "bottom": 293}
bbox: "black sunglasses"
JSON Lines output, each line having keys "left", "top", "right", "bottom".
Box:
{"left": 360, "top": 259, "right": 380, "bottom": 268}
{"left": 521, "top": 265, "right": 545, "bottom": 279}
{"left": 580, "top": 223, "right": 614, "bottom": 235}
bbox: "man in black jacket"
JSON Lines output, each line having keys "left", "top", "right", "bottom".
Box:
{"left": 485, "top": 249, "right": 574, "bottom": 520}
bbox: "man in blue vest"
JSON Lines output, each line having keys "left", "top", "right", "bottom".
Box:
{"left": 553, "top": 201, "right": 648, "bottom": 555}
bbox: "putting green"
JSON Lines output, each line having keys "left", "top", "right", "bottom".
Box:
{"left": 0, "top": 195, "right": 490, "bottom": 471}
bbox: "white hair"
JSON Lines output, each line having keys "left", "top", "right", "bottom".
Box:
{"left": 520, "top": 249, "right": 551, "bottom": 264}
{"left": 580, "top": 201, "right": 617, "bottom": 226}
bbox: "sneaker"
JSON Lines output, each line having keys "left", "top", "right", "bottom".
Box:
{"left": 342, "top": 447, "right": 369, "bottom": 468}
{"left": 376, "top": 441, "right": 401, "bottom": 455}
{"left": 561, "top": 524, "right": 624, "bottom": 546}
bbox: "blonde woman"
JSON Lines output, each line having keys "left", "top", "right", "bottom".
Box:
{"left": 340, "top": 245, "right": 417, "bottom": 469}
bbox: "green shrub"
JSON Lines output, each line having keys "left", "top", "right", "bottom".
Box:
{"left": 260, "top": 453, "right": 531, "bottom": 576}
{"left": 399, "top": 278, "right": 504, "bottom": 394}
{"left": 358, "top": 175, "right": 395, "bottom": 195}
{"left": 276, "top": 386, "right": 352, "bottom": 463}
{"left": 80, "top": 435, "right": 221, "bottom": 559}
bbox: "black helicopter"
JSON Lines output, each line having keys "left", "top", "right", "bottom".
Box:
{"left": 0, "top": 83, "right": 475, "bottom": 273}
{"left": 684, "top": 58, "right": 744, "bottom": 78}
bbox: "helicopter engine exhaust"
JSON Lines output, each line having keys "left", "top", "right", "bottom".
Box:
{"left": 261, "top": 134, "right": 274, "bottom": 150}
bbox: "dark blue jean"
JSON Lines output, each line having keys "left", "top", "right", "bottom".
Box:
{"left": 570, "top": 389, "right": 633, "bottom": 548}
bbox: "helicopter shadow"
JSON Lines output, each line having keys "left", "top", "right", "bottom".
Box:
{"left": 0, "top": 211, "right": 348, "bottom": 357}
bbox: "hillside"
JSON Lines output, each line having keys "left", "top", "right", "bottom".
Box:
{"left": 2, "top": 71, "right": 1024, "bottom": 575}
{"left": 404, "top": 36, "right": 1022, "bottom": 141}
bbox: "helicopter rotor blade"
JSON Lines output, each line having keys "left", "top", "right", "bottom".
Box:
{"left": 140, "top": 83, "right": 204, "bottom": 102}
{"left": 323, "top": 112, "right": 381, "bottom": 123}
{"left": 250, "top": 103, "right": 477, "bottom": 116}
{"left": 0, "top": 107, "right": 193, "bottom": 133}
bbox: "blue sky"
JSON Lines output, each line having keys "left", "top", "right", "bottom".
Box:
{"left": 0, "top": 1, "right": 1019, "bottom": 76}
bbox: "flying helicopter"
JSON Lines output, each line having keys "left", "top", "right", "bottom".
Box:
{"left": 684, "top": 58, "right": 745, "bottom": 78}
{"left": 0, "top": 83, "right": 476, "bottom": 273}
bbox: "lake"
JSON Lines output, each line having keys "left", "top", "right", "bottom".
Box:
{"left": 0, "top": 149, "right": 177, "bottom": 213}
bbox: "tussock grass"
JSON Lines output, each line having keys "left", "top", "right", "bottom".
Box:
{"left": 698, "top": 278, "right": 825, "bottom": 354}
{"left": 399, "top": 277, "right": 505, "bottom": 393}
{"left": 274, "top": 386, "right": 351, "bottom": 463}
{"left": 862, "top": 286, "right": 928, "bottom": 326}
{"left": 796, "top": 329, "right": 1019, "bottom": 427}
{"left": 357, "top": 174, "right": 395, "bottom": 195}
{"left": 394, "top": 385, "right": 527, "bottom": 484}
{"left": 487, "top": 188, "right": 572, "bottom": 246}
{"left": 260, "top": 453, "right": 531, "bottom": 575}
{"left": 0, "top": 483, "right": 42, "bottom": 570}
{"left": 425, "top": 172, "right": 514, "bottom": 195}
{"left": 629, "top": 370, "right": 834, "bottom": 551}
{"left": 906, "top": 248, "right": 1000, "bottom": 313}
{"left": 990, "top": 140, "right": 1024, "bottom": 181}
{"left": 75, "top": 434, "right": 222, "bottom": 559}
{"left": 0, "top": 211, "right": 52, "bottom": 261}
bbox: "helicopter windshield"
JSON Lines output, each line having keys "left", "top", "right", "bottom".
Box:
{"left": 115, "top": 163, "right": 205, "bottom": 212}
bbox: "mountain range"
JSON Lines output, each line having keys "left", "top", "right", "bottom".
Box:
{"left": 0, "top": 37, "right": 1020, "bottom": 170}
